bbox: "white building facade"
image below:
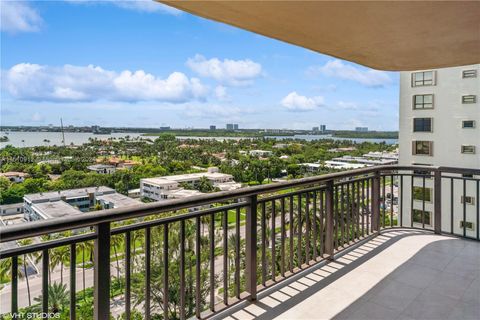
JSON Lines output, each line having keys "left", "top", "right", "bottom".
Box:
{"left": 399, "top": 64, "right": 479, "bottom": 235}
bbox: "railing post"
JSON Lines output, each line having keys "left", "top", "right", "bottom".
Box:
{"left": 372, "top": 171, "right": 381, "bottom": 233}
{"left": 434, "top": 170, "right": 442, "bottom": 234}
{"left": 325, "top": 180, "right": 335, "bottom": 260}
{"left": 245, "top": 195, "right": 258, "bottom": 300}
{"left": 94, "top": 222, "right": 110, "bottom": 320}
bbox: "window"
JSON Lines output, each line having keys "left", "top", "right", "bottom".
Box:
{"left": 413, "top": 209, "right": 431, "bottom": 225}
{"left": 413, "top": 118, "right": 432, "bottom": 132}
{"left": 411, "top": 71, "right": 435, "bottom": 87}
{"left": 413, "top": 187, "right": 432, "bottom": 202}
{"left": 461, "top": 145, "right": 476, "bottom": 154}
{"left": 413, "top": 94, "right": 434, "bottom": 109}
{"left": 462, "top": 95, "right": 477, "bottom": 104}
{"left": 412, "top": 141, "right": 433, "bottom": 156}
{"left": 462, "top": 120, "right": 475, "bottom": 128}
{"left": 462, "top": 70, "right": 477, "bottom": 78}
{"left": 460, "top": 221, "right": 475, "bottom": 231}
{"left": 461, "top": 196, "right": 475, "bottom": 205}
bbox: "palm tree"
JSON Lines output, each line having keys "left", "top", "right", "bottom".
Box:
{"left": 110, "top": 235, "right": 123, "bottom": 292}
{"left": 75, "top": 241, "right": 93, "bottom": 301}
{"left": 18, "top": 238, "right": 33, "bottom": 306}
{"left": 50, "top": 246, "right": 70, "bottom": 285}
{"left": 33, "top": 282, "right": 69, "bottom": 314}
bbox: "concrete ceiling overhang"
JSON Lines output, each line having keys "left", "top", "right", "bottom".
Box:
{"left": 159, "top": 0, "right": 480, "bottom": 71}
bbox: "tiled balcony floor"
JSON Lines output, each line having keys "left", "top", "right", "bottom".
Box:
{"left": 215, "top": 230, "right": 480, "bottom": 320}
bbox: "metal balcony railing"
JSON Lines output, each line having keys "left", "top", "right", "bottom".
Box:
{"left": 0, "top": 165, "right": 479, "bottom": 319}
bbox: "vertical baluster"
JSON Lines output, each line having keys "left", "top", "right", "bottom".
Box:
{"left": 297, "top": 193, "right": 302, "bottom": 267}
{"left": 434, "top": 170, "right": 442, "bottom": 235}
{"left": 195, "top": 216, "right": 201, "bottom": 319}
{"left": 145, "top": 227, "right": 151, "bottom": 320}
{"left": 180, "top": 221, "right": 186, "bottom": 320}
{"left": 346, "top": 183, "right": 350, "bottom": 244}
{"left": 235, "top": 207, "right": 241, "bottom": 298}
{"left": 245, "top": 195, "right": 258, "bottom": 301}
{"left": 280, "top": 197, "right": 286, "bottom": 277}
{"left": 334, "top": 186, "right": 338, "bottom": 249}
{"left": 390, "top": 174, "right": 394, "bottom": 227}
{"left": 223, "top": 210, "right": 228, "bottom": 305}
{"left": 125, "top": 231, "right": 131, "bottom": 320}
{"left": 209, "top": 213, "right": 215, "bottom": 311}
{"left": 361, "top": 179, "right": 365, "bottom": 237}
{"left": 463, "top": 178, "right": 467, "bottom": 237}
{"left": 163, "top": 225, "right": 169, "bottom": 319}
{"left": 325, "top": 180, "right": 335, "bottom": 259}
{"left": 366, "top": 179, "right": 370, "bottom": 234}
{"left": 11, "top": 256, "right": 18, "bottom": 315}
{"left": 271, "top": 200, "right": 276, "bottom": 280}
{"left": 411, "top": 175, "right": 414, "bottom": 228}
{"left": 319, "top": 190, "right": 324, "bottom": 256}
{"left": 400, "top": 175, "right": 404, "bottom": 227}
{"left": 422, "top": 176, "right": 426, "bottom": 229}
{"left": 289, "top": 196, "right": 294, "bottom": 273}
{"left": 261, "top": 201, "right": 266, "bottom": 286}
{"left": 372, "top": 172, "right": 381, "bottom": 233}
{"left": 477, "top": 180, "right": 479, "bottom": 240}
{"left": 94, "top": 223, "right": 110, "bottom": 320}
{"left": 305, "top": 193, "right": 310, "bottom": 263}
{"left": 42, "top": 249, "right": 49, "bottom": 314}
{"left": 382, "top": 175, "right": 386, "bottom": 228}
{"left": 70, "top": 244, "right": 76, "bottom": 320}
{"left": 356, "top": 181, "right": 360, "bottom": 239}
{"left": 312, "top": 191, "right": 318, "bottom": 260}
{"left": 340, "top": 184, "right": 345, "bottom": 246}
{"left": 451, "top": 178, "right": 454, "bottom": 234}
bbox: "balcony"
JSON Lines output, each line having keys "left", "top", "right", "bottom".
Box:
{"left": 0, "top": 165, "right": 479, "bottom": 319}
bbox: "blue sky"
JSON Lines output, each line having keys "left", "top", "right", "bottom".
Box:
{"left": 1, "top": 0, "right": 400, "bottom": 130}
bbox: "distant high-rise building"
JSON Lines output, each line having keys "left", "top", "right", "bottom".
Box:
{"left": 320, "top": 125, "right": 327, "bottom": 132}
{"left": 210, "top": 125, "right": 216, "bottom": 130}
{"left": 226, "top": 124, "right": 234, "bottom": 130}
{"left": 312, "top": 127, "right": 319, "bottom": 132}
{"left": 160, "top": 126, "right": 171, "bottom": 130}
{"left": 233, "top": 124, "right": 239, "bottom": 130}
{"left": 355, "top": 127, "right": 369, "bottom": 132}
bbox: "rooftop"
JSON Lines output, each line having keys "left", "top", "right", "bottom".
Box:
{"left": 95, "top": 193, "right": 142, "bottom": 208}
{"left": 216, "top": 230, "right": 479, "bottom": 320}
{"left": 24, "top": 186, "right": 115, "bottom": 203}
{"left": 31, "top": 200, "right": 82, "bottom": 219}
{"left": 142, "top": 172, "right": 234, "bottom": 185}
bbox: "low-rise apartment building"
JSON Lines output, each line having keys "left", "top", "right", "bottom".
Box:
{"left": 140, "top": 168, "right": 241, "bottom": 202}
{"left": 24, "top": 186, "right": 141, "bottom": 221}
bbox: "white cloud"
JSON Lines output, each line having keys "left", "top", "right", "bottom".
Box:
{"left": 214, "top": 85, "right": 230, "bottom": 102}
{"left": 281, "top": 92, "right": 325, "bottom": 111}
{"left": 2, "top": 63, "right": 208, "bottom": 103}
{"left": 1, "top": 1, "right": 43, "bottom": 34}
{"left": 308, "top": 60, "right": 392, "bottom": 87}
{"left": 31, "top": 112, "right": 44, "bottom": 122}
{"left": 186, "top": 54, "right": 262, "bottom": 86}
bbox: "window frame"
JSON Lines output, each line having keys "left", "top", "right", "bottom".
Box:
{"left": 461, "top": 196, "right": 476, "bottom": 205}
{"left": 411, "top": 71, "right": 436, "bottom": 87}
{"left": 412, "top": 94, "right": 434, "bottom": 110}
{"left": 462, "top": 70, "right": 477, "bottom": 78}
{"left": 413, "top": 209, "right": 432, "bottom": 226}
{"left": 462, "top": 95, "right": 477, "bottom": 104}
{"left": 413, "top": 118, "right": 433, "bottom": 132}
{"left": 461, "top": 145, "right": 476, "bottom": 154}
{"left": 462, "top": 120, "right": 476, "bottom": 128}
{"left": 413, "top": 186, "right": 433, "bottom": 202}
{"left": 412, "top": 141, "right": 433, "bottom": 156}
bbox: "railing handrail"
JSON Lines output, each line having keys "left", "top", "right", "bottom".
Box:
{"left": 0, "top": 165, "right": 478, "bottom": 243}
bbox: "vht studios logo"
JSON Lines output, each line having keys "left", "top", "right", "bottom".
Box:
{"left": 10, "top": 312, "right": 60, "bottom": 319}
